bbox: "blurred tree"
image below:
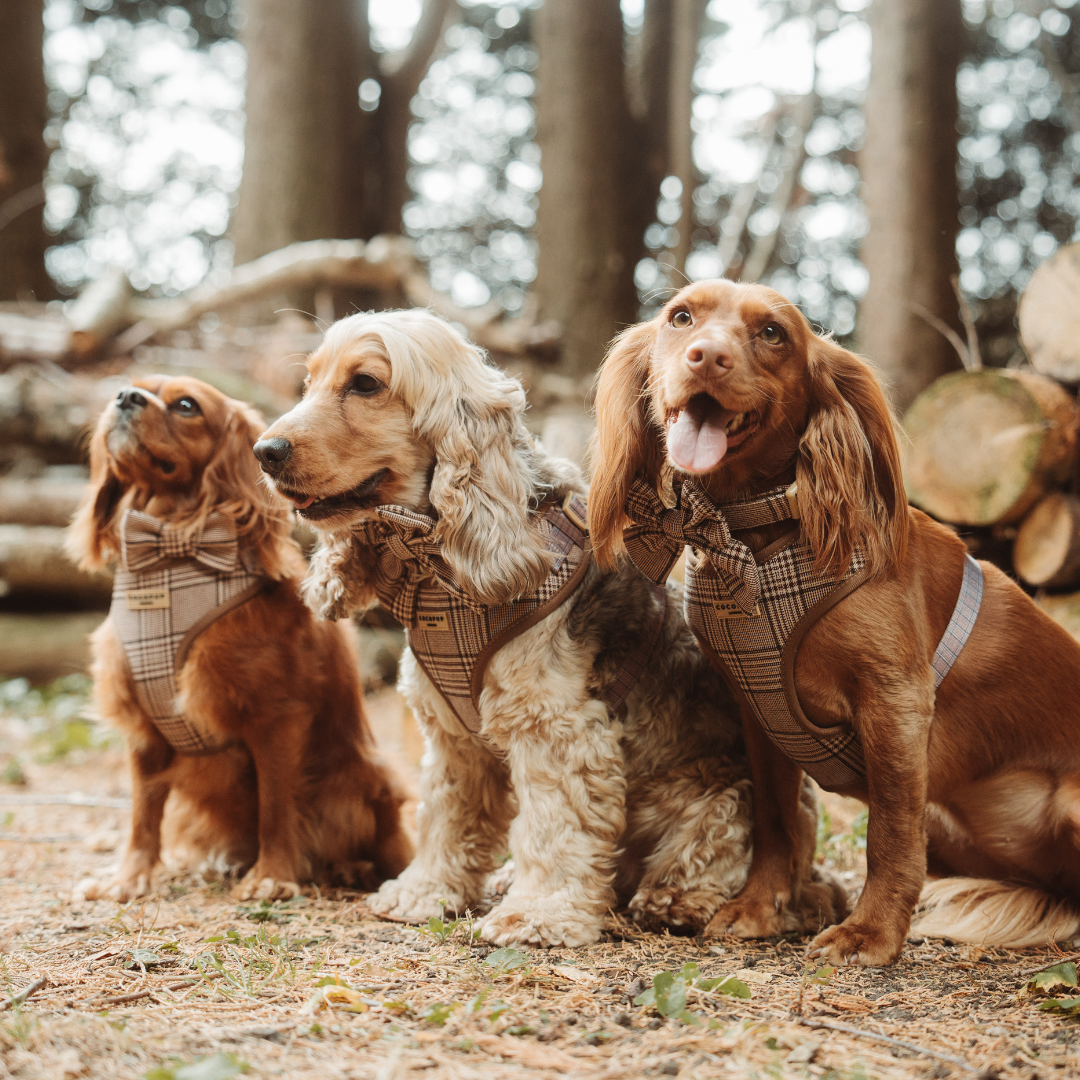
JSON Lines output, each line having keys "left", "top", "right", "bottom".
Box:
{"left": 0, "top": 0, "right": 53, "bottom": 301}
{"left": 231, "top": 0, "right": 455, "bottom": 264}
{"left": 858, "top": 0, "right": 965, "bottom": 409}
{"left": 534, "top": 0, "right": 706, "bottom": 376}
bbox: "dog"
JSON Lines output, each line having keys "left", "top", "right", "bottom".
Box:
{"left": 252, "top": 307, "right": 846, "bottom": 948}
{"left": 67, "top": 375, "right": 414, "bottom": 902}
{"left": 589, "top": 277, "right": 1080, "bottom": 965}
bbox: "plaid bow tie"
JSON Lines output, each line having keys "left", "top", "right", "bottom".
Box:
{"left": 120, "top": 509, "right": 239, "bottom": 573}
{"left": 623, "top": 477, "right": 776, "bottom": 615}
{"left": 355, "top": 505, "right": 485, "bottom": 610}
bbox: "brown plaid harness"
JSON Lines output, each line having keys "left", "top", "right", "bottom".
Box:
{"left": 622, "top": 477, "right": 983, "bottom": 792}
{"left": 109, "top": 509, "right": 266, "bottom": 754}
{"left": 353, "top": 493, "right": 665, "bottom": 747}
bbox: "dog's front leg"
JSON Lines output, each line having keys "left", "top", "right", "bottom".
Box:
{"left": 480, "top": 700, "right": 625, "bottom": 948}
{"left": 234, "top": 708, "right": 309, "bottom": 901}
{"left": 85, "top": 733, "right": 174, "bottom": 902}
{"left": 705, "top": 709, "right": 812, "bottom": 937}
{"left": 370, "top": 681, "right": 513, "bottom": 920}
{"left": 808, "top": 705, "right": 930, "bottom": 966}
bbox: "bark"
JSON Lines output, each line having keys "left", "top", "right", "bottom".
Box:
{"left": 534, "top": 0, "right": 642, "bottom": 377}
{"left": 858, "top": 0, "right": 964, "bottom": 411}
{"left": 231, "top": 0, "right": 368, "bottom": 264}
{"left": 0, "top": 0, "right": 52, "bottom": 302}
{"left": 0, "top": 478, "right": 87, "bottom": 528}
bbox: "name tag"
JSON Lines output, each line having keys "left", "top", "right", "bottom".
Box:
{"left": 713, "top": 600, "right": 759, "bottom": 619}
{"left": 417, "top": 612, "right": 448, "bottom": 631}
{"left": 126, "top": 589, "right": 170, "bottom": 610}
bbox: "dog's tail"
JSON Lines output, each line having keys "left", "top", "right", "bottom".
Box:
{"left": 911, "top": 877, "right": 1080, "bottom": 948}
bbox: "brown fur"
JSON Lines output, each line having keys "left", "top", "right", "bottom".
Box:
{"left": 68, "top": 376, "right": 413, "bottom": 902}
{"left": 589, "top": 279, "right": 1080, "bottom": 964}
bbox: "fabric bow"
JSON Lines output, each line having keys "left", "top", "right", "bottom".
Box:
{"left": 623, "top": 476, "right": 762, "bottom": 615}
{"left": 356, "top": 504, "right": 486, "bottom": 611}
{"left": 120, "top": 509, "right": 239, "bottom": 573}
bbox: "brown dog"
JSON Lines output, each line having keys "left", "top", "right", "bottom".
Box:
{"left": 68, "top": 376, "right": 413, "bottom": 902}
{"left": 590, "top": 278, "right": 1080, "bottom": 964}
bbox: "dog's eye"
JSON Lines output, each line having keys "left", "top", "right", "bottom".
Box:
{"left": 347, "top": 373, "right": 383, "bottom": 397}
{"left": 760, "top": 323, "right": 785, "bottom": 345}
{"left": 671, "top": 309, "right": 693, "bottom": 328}
{"left": 170, "top": 396, "right": 201, "bottom": 416}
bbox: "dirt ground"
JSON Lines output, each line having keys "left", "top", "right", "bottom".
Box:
{"left": 0, "top": 676, "right": 1078, "bottom": 1080}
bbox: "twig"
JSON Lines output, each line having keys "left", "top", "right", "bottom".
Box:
{"left": 952, "top": 274, "right": 982, "bottom": 371}
{"left": 0, "top": 977, "right": 48, "bottom": 1011}
{"left": 1019, "top": 951, "right": 1080, "bottom": 979}
{"left": 908, "top": 301, "right": 977, "bottom": 372}
{"left": 96, "top": 989, "right": 156, "bottom": 1007}
{"left": 796, "top": 1017, "right": 982, "bottom": 1074}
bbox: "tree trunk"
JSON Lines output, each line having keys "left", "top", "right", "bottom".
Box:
{"left": 903, "top": 369, "right": 1079, "bottom": 526}
{"left": 231, "top": 0, "right": 368, "bottom": 265}
{"left": 534, "top": 0, "right": 640, "bottom": 378}
{"left": 858, "top": 0, "right": 964, "bottom": 411}
{"left": 1015, "top": 492, "right": 1080, "bottom": 589}
{"left": 0, "top": 0, "right": 52, "bottom": 302}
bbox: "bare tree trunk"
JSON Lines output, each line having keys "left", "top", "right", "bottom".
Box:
{"left": 0, "top": 0, "right": 52, "bottom": 302}
{"left": 858, "top": 0, "right": 964, "bottom": 411}
{"left": 534, "top": 0, "right": 639, "bottom": 378}
{"left": 231, "top": 0, "right": 367, "bottom": 264}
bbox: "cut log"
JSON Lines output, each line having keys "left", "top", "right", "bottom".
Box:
{"left": 1036, "top": 590, "right": 1080, "bottom": 644}
{"left": 0, "top": 612, "right": 104, "bottom": 682}
{"left": 66, "top": 267, "right": 134, "bottom": 359}
{"left": 0, "top": 478, "right": 87, "bottom": 527}
{"left": 1019, "top": 241, "right": 1080, "bottom": 383}
{"left": 903, "top": 368, "right": 1079, "bottom": 526}
{"left": 1014, "top": 493, "right": 1080, "bottom": 589}
{"left": 0, "top": 525, "right": 112, "bottom": 604}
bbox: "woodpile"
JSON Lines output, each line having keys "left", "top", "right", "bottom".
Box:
{"left": 904, "top": 240, "right": 1080, "bottom": 642}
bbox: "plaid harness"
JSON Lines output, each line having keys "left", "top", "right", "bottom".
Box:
{"left": 109, "top": 509, "right": 266, "bottom": 755}
{"left": 353, "top": 493, "right": 664, "bottom": 747}
{"left": 622, "top": 477, "right": 983, "bottom": 792}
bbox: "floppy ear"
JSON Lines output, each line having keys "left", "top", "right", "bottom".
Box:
{"left": 199, "top": 401, "right": 300, "bottom": 581}
{"left": 66, "top": 415, "right": 124, "bottom": 571}
{"left": 587, "top": 320, "right": 665, "bottom": 570}
{"left": 797, "top": 336, "right": 909, "bottom": 579}
{"left": 301, "top": 531, "right": 379, "bottom": 621}
{"left": 421, "top": 369, "right": 552, "bottom": 605}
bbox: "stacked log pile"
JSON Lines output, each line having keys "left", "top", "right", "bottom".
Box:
{"left": 904, "top": 241, "right": 1080, "bottom": 640}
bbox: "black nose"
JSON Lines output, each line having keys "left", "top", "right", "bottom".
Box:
{"left": 253, "top": 437, "right": 292, "bottom": 473}
{"left": 117, "top": 388, "right": 147, "bottom": 411}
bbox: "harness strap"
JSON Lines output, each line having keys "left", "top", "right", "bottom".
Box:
{"left": 599, "top": 582, "right": 667, "bottom": 716}
{"left": 932, "top": 554, "right": 983, "bottom": 688}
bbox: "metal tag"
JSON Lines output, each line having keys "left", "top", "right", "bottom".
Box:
{"left": 126, "top": 589, "right": 170, "bottom": 610}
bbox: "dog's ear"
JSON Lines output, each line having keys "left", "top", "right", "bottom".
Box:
{"left": 66, "top": 414, "right": 124, "bottom": 571}
{"left": 587, "top": 320, "right": 664, "bottom": 570}
{"left": 301, "top": 531, "right": 378, "bottom": 621}
{"left": 417, "top": 364, "right": 552, "bottom": 606}
{"left": 798, "top": 335, "right": 909, "bottom": 579}
{"left": 200, "top": 400, "right": 300, "bottom": 580}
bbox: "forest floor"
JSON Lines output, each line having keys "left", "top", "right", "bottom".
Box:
{"left": 0, "top": 676, "right": 1078, "bottom": 1080}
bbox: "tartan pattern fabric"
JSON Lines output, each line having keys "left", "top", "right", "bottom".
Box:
{"left": 623, "top": 477, "right": 869, "bottom": 790}
{"left": 932, "top": 554, "right": 983, "bottom": 688}
{"left": 110, "top": 509, "right": 265, "bottom": 754}
{"left": 355, "top": 495, "right": 599, "bottom": 736}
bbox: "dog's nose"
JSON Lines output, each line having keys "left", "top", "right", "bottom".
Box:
{"left": 253, "top": 437, "right": 292, "bottom": 473}
{"left": 116, "top": 388, "right": 147, "bottom": 411}
{"left": 685, "top": 338, "right": 735, "bottom": 372}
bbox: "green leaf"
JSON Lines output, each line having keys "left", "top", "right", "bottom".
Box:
{"left": 1038, "top": 996, "right": 1080, "bottom": 1014}
{"left": 677, "top": 1010, "right": 702, "bottom": 1026}
{"left": 634, "top": 988, "right": 656, "bottom": 1008}
{"left": 421, "top": 1001, "right": 458, "bottom": 1026}
{"left": 809, "top": 965, "right": 835, "bottom": 985}
{"left": 145, "top": 1054, "right": 248, "bottom": 1080}
{"left": 506, "top": 1024, "right": 535, "bottom": 1036}
{"left": 680, "top": 962, "right": 702, "bottom": 983}
{"left": 314, "top": 976, "right": 349, "bottom": 988}
{"left": 484, "top": 947, "right": 529, "bottom": 973}
{"left": 382, "top": 1000, "right": 411, "bottom": 1014}
{"left": 1030, "top": 963, "right": 1078, "bottom": 994}
{"left": 713, "top": 976, "right": 752, "bottom": 999}
{"left": 126, "top": 948, "right": 164, "bottom": 969}
{"left": 652, "top": 971, "right": 688, "bottom": 1018}
{"left": 488, "top": 1001, "right": 511, "bottom": 1021}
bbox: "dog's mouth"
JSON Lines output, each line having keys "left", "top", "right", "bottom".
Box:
{"left": 665, "top": 393, "right": 760, "bottom": 474}
{"left": 276, "top": 468, "right": 390, "bottom": 520}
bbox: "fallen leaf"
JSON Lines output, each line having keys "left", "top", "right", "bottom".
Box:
{"left": 734, "top": 968, "right": 772, "bottom": 985}
{"left": 552, "top": 965, "right": 595, "bottom": 983}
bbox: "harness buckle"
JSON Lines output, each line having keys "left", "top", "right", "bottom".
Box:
{"left": 561, "top": 491, "right": 588, "bottom": 532}
{"left": 785, "top": 482, "right": 800, "bottom": 520}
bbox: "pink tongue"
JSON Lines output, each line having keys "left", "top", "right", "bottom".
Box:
{"left": 666, "top": 406, "right": 735, "bottom": 474}
{"left": 292, "top": 494, "right": 316, "bottom": 509}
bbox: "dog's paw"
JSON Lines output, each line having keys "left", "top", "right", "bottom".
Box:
{"left": 77, "top": 872, "right": 152, "bottom": 903}
{"left": 784, "top": 870, "right": 850, "bottom": 934}
{"left": 704, "top": 895, "right": 790, "bottom": 939}
{"left": 368, "top": 874, "right": 464, "bottom": 922}
{"left": 480, "top": 899, "right": 602, "bottom": 948}
{"left": 630, "top": 886, "right": 718, "bottom": 932}
{"left": 233, "top": 874, "right": 301, "bottom": 902}
{"left": 807, "top": 920, "right": 904, "bottom": 967}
